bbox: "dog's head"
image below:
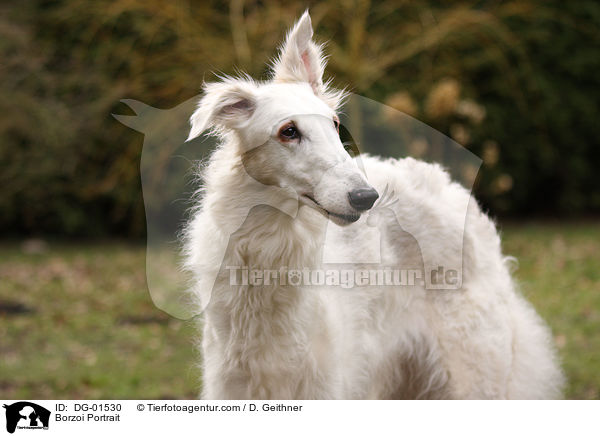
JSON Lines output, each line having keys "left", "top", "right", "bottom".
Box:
{"left": 187, "top": 11, "right": 378, "bottom": 225}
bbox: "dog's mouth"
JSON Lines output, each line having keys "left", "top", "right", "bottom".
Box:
{"left": 301, "top": 194, "right": 361, "bottom": 224}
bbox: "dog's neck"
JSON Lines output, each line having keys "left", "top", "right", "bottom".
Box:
{"left": 203, "top": 139, "right": 327, "bottom": 270}
{"left": 201, "top": 139, "right": 328, "bottom": 312}
{"left": 201, "top": 139, "right": 329, "bottom": 374}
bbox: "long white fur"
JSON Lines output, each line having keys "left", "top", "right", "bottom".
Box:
{"left": 183, "top": 11, "right": 564, "bottom": 399}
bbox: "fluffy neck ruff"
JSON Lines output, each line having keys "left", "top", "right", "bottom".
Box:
{"left": 201, "top": 135, "right": 328, "bottom": 312}
{"left": 200, "top": 137, "right": 332, "bottom": 397}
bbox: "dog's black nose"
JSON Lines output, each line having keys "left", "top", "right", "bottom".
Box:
{"left": 348, "top": 188, "right": 379, "bottom": 211}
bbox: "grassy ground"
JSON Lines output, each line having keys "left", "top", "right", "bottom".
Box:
{"left": 0, "top": 222, "right": 598, "bottom": 399}
{"left": 0, "top": 244, "right": 200, "bottom": 399}
{"left": 500, "top": 222, "right": 600, "bottom": 399}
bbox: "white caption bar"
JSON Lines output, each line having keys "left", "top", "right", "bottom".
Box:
{"left": 0, "top": 400, "right": 596, "bottom": 436}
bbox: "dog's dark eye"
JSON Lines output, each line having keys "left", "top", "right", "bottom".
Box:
{"left": 281, "top": 126, "right": 299, "bottom": 138}
{"left": 278, "top": 123, "right": 301, "bottom": 141}
{"left": 333, "top": 118, "right": 340, "bottom": 132}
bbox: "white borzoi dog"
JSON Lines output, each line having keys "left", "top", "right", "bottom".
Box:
{"left": 183, "top": 11, "right": 564, "bottom": 399}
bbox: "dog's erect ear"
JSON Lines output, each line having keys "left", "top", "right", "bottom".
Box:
{"left": 271, "top": 11, "right": 346, "bottom": 110}
{"left": 271, "top": 11, "right": 325, "bottom": 95}
{"left": 187, "top": 79, "right": 257, "bottom": 141}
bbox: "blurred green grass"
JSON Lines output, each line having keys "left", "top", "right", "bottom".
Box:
{"left": 0, "top": 243, "right": 200, "bottom": 399}
{"left": 500, "top": 222, "right": 600, "bottom": 399}
{"left": 0, "top": 222, "right": 598, "bottom": 399}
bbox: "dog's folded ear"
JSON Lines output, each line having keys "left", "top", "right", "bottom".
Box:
{"left": 271, "top": 11, "right": 345, "bottom": 110}
{"left": 187, "top": 80, "right": 257, "bottom": 141}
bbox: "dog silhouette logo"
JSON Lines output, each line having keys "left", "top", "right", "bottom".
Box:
{"left": 3, "top": 402, "right": 50, "bottom": 434}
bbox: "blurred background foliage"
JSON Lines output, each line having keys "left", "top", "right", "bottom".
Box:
{"left": 1, "top": 0, "right": 599, "bottom": 237}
